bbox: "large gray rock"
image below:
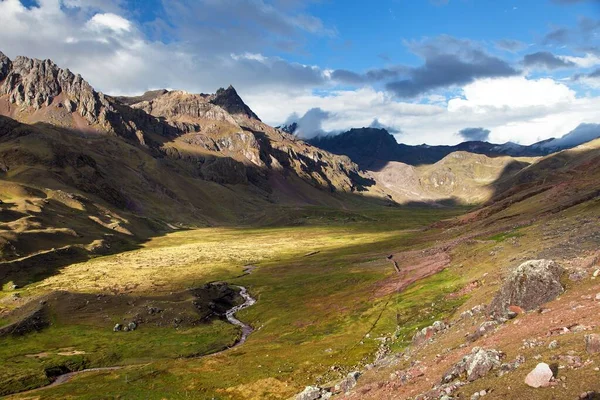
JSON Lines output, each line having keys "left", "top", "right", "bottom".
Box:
{"left": 489, "top": 260, "right": 564, "bottom": 317}
{"left": 296, "top": 386, "right": 321, "bottom": 400}
{"left": 442, "top": 347, "right": 503, "bottom": 383}
{"left": 336, "top": 371, "right": 360, "bottom": 393}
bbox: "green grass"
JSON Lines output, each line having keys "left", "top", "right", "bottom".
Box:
{"left": 3, "top": 206, "right": 470, "bottom": 399}
{"left": 0, "top": 321, "right": 239, "bottom": 395}
{"left": 485, "top": 229, "right": 525, "bottom": 242}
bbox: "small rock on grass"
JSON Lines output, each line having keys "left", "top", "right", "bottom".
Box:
{"left": 585, "top": 334, "right": 600, "bottom": 355}
{"left": 525, "top": 363, "right": 553, "bottom": 388}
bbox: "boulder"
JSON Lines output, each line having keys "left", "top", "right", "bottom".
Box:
{"left": 489, "top": 260, "right": 564, "bottom": 317}
{"left": 524, "top": 363, "right": 553, "bottom": 388}
{"left": 113, "top": 323, "right": 122, "bottom": 332}
{"left": 296, "top": 386, "right": 322, "bottom": 400}
{"left": 585, "top": 334, "right": 600, "bottom": 354}
{"left": 442, "top": 347, "right": 503, "bottom": 383}
{"left": 336, "top": 371, "right": 360, "bottom": 393}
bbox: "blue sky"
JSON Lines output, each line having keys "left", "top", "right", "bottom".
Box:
{"left": 1, "top": 0, "right": 600, "bottom": 145}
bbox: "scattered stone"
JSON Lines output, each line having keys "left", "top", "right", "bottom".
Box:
{"left": 415, "top": 381, "right": 465, "bottom": 400}
{"left": 296, "top": 386, "right": 324, "bottom": 400}
{"left": 522, "top": 338, "right": 544, "bottom": 349}
{"left": 489, "top": 260, "right": 564, "bottom": 318}
{"left": 557, "top": 354, "right": 583, "bottom": 369}
{"left": 508, "top": 305, "right": 525, "bottom": 315}
{"left": 468, "top": 321, "right": 498, "bottom": 342}
{"left": 412, "top": 321, "right": 446, "bottom": 346}
{"left": 459, "top": 305, "right": 486, "bottom": 321}
{"left": 595, "top": 293, "right": 600, "bottom": 302}
{"left": 113, "top": 323, "right": 122, "bottom": 332}
{"left": 336, "top": 371, "right": 360, "bottom": 393}
{"left": 593, "top": 269, "right": 600, "bottom": 278}
{"left": 442, "top": 348, "right": 503, "bottom": 384}
{"left": 573, "top": 325, "right": 592, "bottom": 333}
{"left": 525, "top": 363, "right": 553, "bottom": 388}
{"left": 127, "top": 322, "right": 137, "bottom": 331}
{"left": 548, "top": 340, "right": 559, "bottom": 350}
{"left": 585, "top": 334, "right": 600, "bottom": 354}
{"left": 569, "top": 269, "right": 588, "bottom": 282}
{"left": 498, "top": 354, "right": 525, "bottom": 376}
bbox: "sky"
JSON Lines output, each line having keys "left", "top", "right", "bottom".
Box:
{"left": 0, "top": 0, "right": 599, "bottom": 145}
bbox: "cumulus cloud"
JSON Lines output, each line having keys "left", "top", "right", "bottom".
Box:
{"left": 523, "top": 52, "right": 576, "bottom": 69}
{"left": 543, "top": 123, "right": 600, "bottom": 148}
{"left": 0, "top": 0, "right": 331, "bottom": 95}
{"left": 86, "top": 13, "right": 131, "bottom": 33}
{"left": 448, "top": 76, "right": 575, "bottom": 111}
{"left": 2, "top": 0, "right": 600, "bottom": 148}
{"left": 385, "top": 36, "right": 519, "bottom": 98}
{"left": 370, "top": 118, "right": 401, "bottom": 134}
{"left": 290, "top": 107, "right": 331, "bottom": 139}
{"left": 458, "top": 128, "right": 491, "bottom": 142}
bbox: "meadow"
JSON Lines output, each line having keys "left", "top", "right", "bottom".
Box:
{"left": 1, "top": 205, "right": 471, "bottom": 399}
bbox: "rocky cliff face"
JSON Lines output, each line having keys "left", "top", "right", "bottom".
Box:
{"left": 0, "top": 52, "right": 180, "bottom": 146}
{"left": 0, "top": 51, "right": 377, "bottom": 198}
{"left": 121, "top": 88, "right": 373, "bottom": 193}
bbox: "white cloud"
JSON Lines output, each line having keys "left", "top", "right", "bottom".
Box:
{"left": 563, "top": 53, "right": 600, "bottom": 68}
{"left": 1, "top": 0, "right": 600, "bottom": 147}
{"left": 86, "top": 13, "right": 131, "bottom": 33}
{"left": 448, "top": 76, "right": 575, "bottom": 111}
{"left": 245, "top": 76, "right": 600, "bottom": 146}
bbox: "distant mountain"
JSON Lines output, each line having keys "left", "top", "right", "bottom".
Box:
{"left": 308, "top": 126, "right": 600, "bottom": 170}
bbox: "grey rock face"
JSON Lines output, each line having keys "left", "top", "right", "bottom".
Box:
{"left": 0, "top": 51, "right": 11, "bottom": 82}
{"left": 489, "top": 260, "right": 564, "bottom": 317}
{"left": 0, "top": 53, "right": 178, "bottom": 145}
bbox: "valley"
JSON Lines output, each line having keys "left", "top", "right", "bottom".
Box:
{"left": 0, "top": 49, "right": 599, "bottom": 400}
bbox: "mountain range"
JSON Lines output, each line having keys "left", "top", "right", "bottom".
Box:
{"left": 305, "top": 126, "right": 600, "bottom": 170}
{"left": 1, "top": 50, "right": 599, "bottom": 271}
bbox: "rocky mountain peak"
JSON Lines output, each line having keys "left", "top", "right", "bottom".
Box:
{"left": 0, "top": 52, "right": 111, "bottom": 122}
{"left": 210, "top": 85, "right": 261, "bottom": 121}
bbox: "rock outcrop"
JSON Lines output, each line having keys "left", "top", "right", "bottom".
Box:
{"left": 488, "top": 259, "right": 564, "bottom": 317}
{"left": 442, "top": 347, "right": 504, "bottom": 384}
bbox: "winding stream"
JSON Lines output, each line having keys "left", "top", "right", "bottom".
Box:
{"left": 225, "top": 285, "right": 256, "bottom": 348}
{"left": 14, "top": 285, "right": 256, "bottom": 395}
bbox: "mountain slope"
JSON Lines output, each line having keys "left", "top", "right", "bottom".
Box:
{"left": 0, "top": 51, "right": 389, "bottom": 286}
{"left": 373, "top": 152, "right": 532, "bottom": 205}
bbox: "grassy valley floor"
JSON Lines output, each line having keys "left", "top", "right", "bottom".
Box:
{"left": 1, "top": 206, "right": 470, "bottom": 399}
